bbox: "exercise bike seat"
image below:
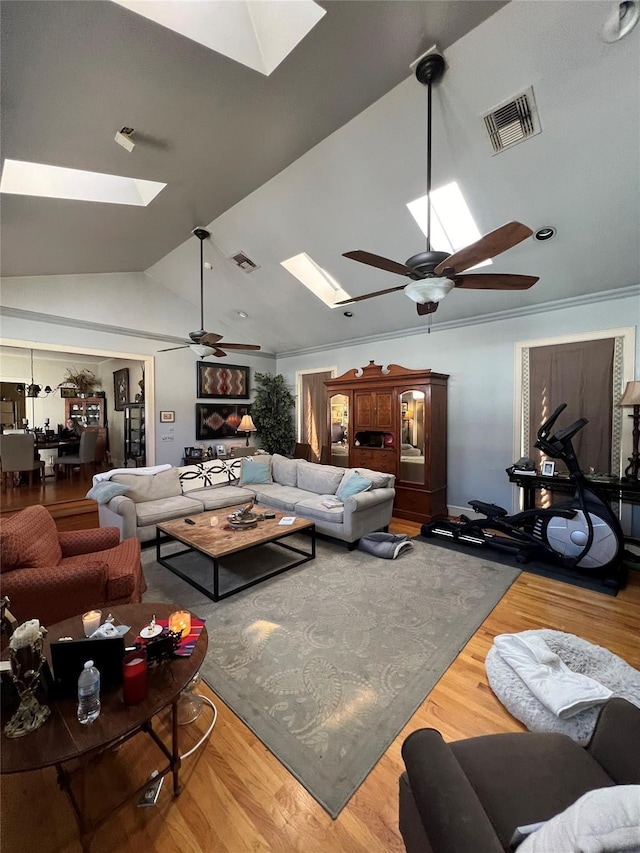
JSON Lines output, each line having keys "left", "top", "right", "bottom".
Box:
{"left": 468, "top": 500, "right": 509, "bottom": 518}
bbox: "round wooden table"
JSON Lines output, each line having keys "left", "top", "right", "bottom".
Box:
{"left": 1, "top": 602, "right": 207, "bottom": 851}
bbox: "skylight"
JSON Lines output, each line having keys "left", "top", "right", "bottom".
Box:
{"left": 407, "top": 182, "right": 491, "bottom": 268}
{"left": 112, "top": 0, "right": 326, "bottom": 76}
{"left": 281, "top": 253, "right": 351, "bottom": 308}
{"left": 0, "top": 159, "right": 166, "bottom": 206}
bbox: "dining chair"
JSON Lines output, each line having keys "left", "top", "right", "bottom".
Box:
{"left": 0, "top": 434, "right": 45, "bottom": 492}
{"left": 54, "top": 429, "right": 99, "bottom": 480}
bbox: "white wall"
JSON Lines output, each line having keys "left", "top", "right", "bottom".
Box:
{"left": 276, "top": 291, "right": 640, "bottom": 535}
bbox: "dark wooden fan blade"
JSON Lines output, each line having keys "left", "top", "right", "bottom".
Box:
{"left": 219, "top": 343, "right": 261, "bottom": 351}
{"left": 199, "top": 332, "right": 224, "bottom": 347}
{"left": 416, "top": 301, "right": 439, "bottom": 315}
{"left": 453, "top": 273, "right": 539, "bottom": 290}
{"left": 434, "top": 222, "right": 533, "bottom": 275}
{"left": 335, "top": 284, "right": 408, "bottom": 305}
{"left": 343, "top": 250, "right": 416, "bottom": 277}
{"left": 157, "top": 345, "right": 189, "bottom": 352}
{"left": 212, "top": 348, "right": 227, "bottom": 358}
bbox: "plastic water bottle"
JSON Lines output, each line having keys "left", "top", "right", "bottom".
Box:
{"left": 77, "top": 660, "right": 101, "bottom": 725}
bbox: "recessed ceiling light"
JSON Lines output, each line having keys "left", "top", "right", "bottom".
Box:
{"left": 534, "top": 226, "right": 556, "bottom": 242}
{"left": 343, "top": 311, "right": 354, "bottom": 318}
{"left": 0, "top": 159, "right": 166, "bottom": 206}
{"left": 236, "top": 311, "right": 249, "bottom": 319}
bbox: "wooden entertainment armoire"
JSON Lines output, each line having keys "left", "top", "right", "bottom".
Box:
{"left": 324, "top": 362, "right": 448, "bottom": 524}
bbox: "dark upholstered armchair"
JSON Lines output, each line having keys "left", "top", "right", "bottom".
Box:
{"left": 0, "top": 505, "right": 146, "bottom": 626}
{"left": 399, "top": 698, "right": 640, "bottom": 853}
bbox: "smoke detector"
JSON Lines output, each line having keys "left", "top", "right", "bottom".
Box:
{"left": 114, "top": 127, "right": 135, "bottom": 152}
{"left": 230, "top": 251, "right": 260, "bottom": 273}
{"left": 483, "top": 87, "right": 541, "bottom": 154}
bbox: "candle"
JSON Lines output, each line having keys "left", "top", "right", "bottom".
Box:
{"left": 168, "top": 610, "right": 191, "bottom": 638}
{"left": 210, "top": 516, "right": 219, "bottom": 527}
{"left": 122, "top": 650, "right": 148, "bottom": 705}
{"left": 82, "top": 609, "right": 102, "bottom": 637}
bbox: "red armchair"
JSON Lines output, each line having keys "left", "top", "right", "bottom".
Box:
{"left": 0, "top": 505, "right": 146, "bottom": 627}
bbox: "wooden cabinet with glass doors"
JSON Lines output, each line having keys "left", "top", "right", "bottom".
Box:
{"left": 325, "top": 362, "right": 448, "bottom": 523}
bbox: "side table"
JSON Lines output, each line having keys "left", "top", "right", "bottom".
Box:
{"left": 1, "top": 602, "right": 207, "bottom": 852}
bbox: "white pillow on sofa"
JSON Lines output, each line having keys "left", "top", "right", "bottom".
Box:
{"left": 178, "top": 461, "right": 230, "bottom": 493}
{"left": 517, "top": 786, "right": 640, "bottom": 853}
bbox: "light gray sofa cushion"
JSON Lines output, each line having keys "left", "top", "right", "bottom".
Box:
{"left": 111, "top": 468, "right": 181, "bottom": 502}
{"left": 135, "top": 495, "right": 203, "bottom": 527}
{"left": 185, "top": 485, "right": 255, "bottom": 510}
{"left": 345, "top": 467, "right": 395, "bottom": 490}
{"left": 294, "top": 495, "right": 345, "bottom": 524}
{"left": 272, "top": 453, "right": 298, "bottom": 487}
{"left": 251, "top": 484, "right": 314, "bottom": 512}
{"left": 296, "top": 460, "right": 345, "bottom": 495}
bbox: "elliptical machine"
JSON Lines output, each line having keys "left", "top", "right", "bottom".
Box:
{"left": 422, "top": 404, "right": 626, "bottom": 589}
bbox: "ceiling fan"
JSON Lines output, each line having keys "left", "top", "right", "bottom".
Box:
{"left": 339, "top": 52, "right": 538, "bottom": 317}
{"left": 158, "top": 228, "right": 261, "bottom": 358}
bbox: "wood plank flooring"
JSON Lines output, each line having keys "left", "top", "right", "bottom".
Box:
{"left": 2, "top": 488, "right": 639, "bottom": 852}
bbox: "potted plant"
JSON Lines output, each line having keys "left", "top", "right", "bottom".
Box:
{"left": 62, "top": 368, "right": 101, "bottom": 397}
{"left": 251, "top": 372, "right": 296, "bottom": 455}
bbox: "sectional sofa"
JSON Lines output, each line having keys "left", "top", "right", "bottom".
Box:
{"left": 94, "top": 454, "right": 395, "bottom": 547}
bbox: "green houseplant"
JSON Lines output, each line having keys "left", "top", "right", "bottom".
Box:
{"left": 251, "top": 372, "right": 296, "bottom": 455}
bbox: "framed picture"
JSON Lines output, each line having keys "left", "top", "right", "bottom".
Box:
{"left": 196, "top": 403, "right": 251, "bottom": 440}
{"left": 197, "top": 363, "right": 249, "bottom": 399}
{"left": 113, "top": 368, "right": 129, "bottom": 411}
{"left": 401, "top": 402, "right": 409, "bottom": 413}
{"left": 60, "top": 387, "right": 77, "bottom": 399}
{"left": 541, "top": 460, "right": 556, "bottom": 476}
{"left": 160, "top": 410, "right": 175, "bottom": 423}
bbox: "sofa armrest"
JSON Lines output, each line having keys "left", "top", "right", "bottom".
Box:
{"left": 344, "top": 487, "right": 395, "bottom": 514}
{"left": 586, "top": 698, "right": 640, "bottom": 784}
{"left": 58, "top": 527, "right": 120, "bottom": 557}
{"left": 401, "top": 729, "right": 504, "bottom": 853}
{"left": 98, "top": 495, "right": 138, "bottom": 541}
{"left": 2, "top": 562, "right": 108, "bottom": 625}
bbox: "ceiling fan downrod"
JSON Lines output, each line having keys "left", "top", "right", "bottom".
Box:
{"left": 415, "top": 53, "right": 445, "bottom": 254}
{"left": 192, "top": 227, "right": 210, "bottom": 339}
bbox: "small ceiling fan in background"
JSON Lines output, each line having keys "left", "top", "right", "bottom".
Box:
{"left": 340, "top": 52, "right": 538, "bottom": 316}
{"left": 159, "top": 228, "right": 261, "bottom": 358}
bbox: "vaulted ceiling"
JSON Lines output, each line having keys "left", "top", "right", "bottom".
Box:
{"left": 1, "top": 1, "right": 639, "bottom": 355}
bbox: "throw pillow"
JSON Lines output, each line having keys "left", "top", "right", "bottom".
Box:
{"left": 178, "top": 461, "right": 230, "bottom": 493}
{"left": 239, "top": 458, "right": 273, "bottom": 486}
{"left": 86, "top": 481, "right": 130, "bottom": 504}
{"left": 518, "top": 786, "right": 640, "bottom": 853}
{"left": 336, "top": 472, "right": 372, "bottom": 501}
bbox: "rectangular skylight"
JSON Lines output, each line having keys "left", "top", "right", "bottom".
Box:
{"left": 407, "top": 182, "right": 491, "bottom": 269}
{"left": 0, "top": 159, "right": 166, "bottom": 206}
{"left": 281, "top": 253, "right": 351, "bottom": 308}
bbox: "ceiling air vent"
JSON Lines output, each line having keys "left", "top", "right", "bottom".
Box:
{"left": 230, "top": 251, "right": 260, "bottom": 273}
{"left": 483, "top": 86, "right": 541, "bottom": 155}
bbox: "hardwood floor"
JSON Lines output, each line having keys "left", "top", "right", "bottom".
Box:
{"left": 2, "top": 486, "right": 639, "bottom": 852}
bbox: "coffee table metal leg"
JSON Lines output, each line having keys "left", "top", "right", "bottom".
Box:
{"left": 213, "top": 555, "right": 220, "bottom": 601}
{"left": 171, "top": 697, "right": 182, "bottom": 796}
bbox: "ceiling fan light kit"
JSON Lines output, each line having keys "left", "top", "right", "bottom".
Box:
{"left": 340, "top": 52, "right": 539, "bottom": 317}
{"left": 157, "top": 228, "right": 261, "bottom": 359}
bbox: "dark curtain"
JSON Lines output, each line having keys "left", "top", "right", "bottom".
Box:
{"left": 301, "top": 372, "right": 332, "bottom": 463}
{"left": 528, "top": 338, "right": 614, "bottom": 475}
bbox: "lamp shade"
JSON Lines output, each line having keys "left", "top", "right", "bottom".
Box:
{"left": 619, "top": 381, "right": 640, "bottom": 406}
{"left": 238, "top": 415, "right": 256, "bottom": 433}
{"left": 404, "top": 277, "right": 454, "bottom": 304}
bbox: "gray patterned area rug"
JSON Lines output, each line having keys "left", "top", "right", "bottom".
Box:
{"left": 142, "top": 536, "right": 520, "bottom": 817}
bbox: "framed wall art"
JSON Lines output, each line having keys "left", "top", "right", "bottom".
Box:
{"left": 113, "top": 368, "right": 130, "bottom": 411}
{"left": 160, "top": 411, "right": 175, "bottom": 423}
{"left": 197, "top": 363, "right": 249, "bottom": 399}
{"left": 196, "top": 403, "right": 252, "bottom": 440}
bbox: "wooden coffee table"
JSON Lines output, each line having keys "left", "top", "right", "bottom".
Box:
{"left": 156, "top": 505, "right": 316, "bottom": 601}
{"left": 1, "top": 602, "right": 207, "bottom": 853}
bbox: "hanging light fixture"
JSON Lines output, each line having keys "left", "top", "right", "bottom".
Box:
{"left": 23, "top": 350, "right": 54, "bottom": 398}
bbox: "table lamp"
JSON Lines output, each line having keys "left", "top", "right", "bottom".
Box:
{"left": 619, "top": 380, "right": 640, "bottom": 480}
{"left": 237, "top": 414, "right": 257, "bottom": 446}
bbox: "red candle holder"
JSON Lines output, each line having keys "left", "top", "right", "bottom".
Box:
{"left": 122, "top": 649, "right": 148, "bottom": 705}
